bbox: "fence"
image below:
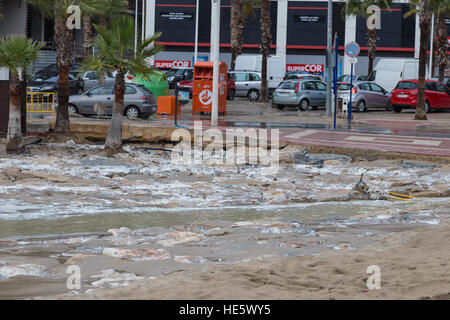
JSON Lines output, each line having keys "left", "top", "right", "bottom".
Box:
{"left": 26, "top": 88, "right": 55, "bottom": 120}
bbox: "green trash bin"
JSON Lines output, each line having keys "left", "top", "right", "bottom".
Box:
{"left": 134, "top": 72, "right": 168, "bottom": 100}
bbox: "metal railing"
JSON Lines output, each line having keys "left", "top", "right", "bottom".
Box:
{"left": 26, "top": 88, "right": 55, "bottom": 120}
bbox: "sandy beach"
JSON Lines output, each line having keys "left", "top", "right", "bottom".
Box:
{"left": 0, "top": 141, "right": 449, "bottom": 300}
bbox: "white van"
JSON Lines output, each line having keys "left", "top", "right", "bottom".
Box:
{"left": 234, "top": 55, "right": 285, "bottom": 93}
{"left": 368, "top": 58, "right": 428, "bottom": 92}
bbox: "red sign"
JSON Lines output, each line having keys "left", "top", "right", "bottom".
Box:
{"left": 155, "top": 60, "right": 191, "bottom": 69}
{"left": 286, "top": 64, "right": 324, "bottom": 74}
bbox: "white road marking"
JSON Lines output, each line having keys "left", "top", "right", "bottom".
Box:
{"left": 344, "top": 135, "right": 441, "bottom": 146}
{"left": 285, "top": 130, "right": 317, "bottom": 139}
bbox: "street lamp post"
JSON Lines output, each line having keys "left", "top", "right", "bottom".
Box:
{"left": 211, "top": 0, "right": 221, "bottom": 126}
{"left": 325, "top": 0, "right": 333, "bottom": 117}
{"left": 194, "top": 0, "right": 200, "bottom": 63}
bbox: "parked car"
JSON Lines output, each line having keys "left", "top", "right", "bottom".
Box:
{"left": 68, "top": 83, "right": 157, "bottom": 119}
{"left": 234, "top": 55, "right": 284, "bottom": 95}
{"left": 272, "top": 79, "right": 327, "bottom": 111}
{"left": 34, "top": 63, "right": 82, "bottom": 77}
{"left": 27, "top": 73, "right": 84, "bottom": 97}
{"left": 177, "top": 75, "right": 236, "bottom": 100}
{"left": 167, "top": 68, "right": 193, "bottom": 89}
{"left": 79, "top": 70, "right": 115, "bottom": 91}
{"left": 337, "top": 74, "right": 367, "bottom": 83}
{"left": 368, "top": 59, "right": 423, "bottom": 92}
{"left": 390, "top": 79, "right": 450, "bottom": 113}
{"left": 284, "top": 70, "right": 311, "bottom": 80}
{"left": 339, "top": 82, "right": 391, "bottom": 112}
{"left": 228, "top": 70, "right": 261, "bottom": 101}
{"left": 287, "top": 74, "right": 322, "bottom": 81}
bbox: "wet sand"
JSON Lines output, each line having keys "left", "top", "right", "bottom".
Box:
{"left": 58, "top": 218, "right": 450, "bottom": 300}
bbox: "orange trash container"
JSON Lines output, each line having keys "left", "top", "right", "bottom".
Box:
{"left": 157, "top": 96, "right": 180, "bottom": 115}
{"left": 192, "top": 61, "right": 227, "bottom": 115}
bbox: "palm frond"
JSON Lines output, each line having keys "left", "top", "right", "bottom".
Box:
{"left": 0, "top": 36, "right": 44, "bottom": 76}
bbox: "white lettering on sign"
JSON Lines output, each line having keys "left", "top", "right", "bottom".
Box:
{"left": 155, "top": 60, "right": 192, "bottom": 69}
{"left": 286, "top": 64, "right": 324, "bottom": 74}
{"left": 199, "top": 89, "right": 212, "bottom": 105}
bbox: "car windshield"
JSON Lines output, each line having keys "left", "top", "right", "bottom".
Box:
{"left": 175, "top": 69, "right": 190, "bottom": 76}
{"left": 337, "top": 83, "right": 353, "bottom": 90}
{"left": 278, "top": 82, "right": 297, "bottom": 90}
{"left": 395, "top": 82, "right": 418, "bottom": 90}
{"left": 29, "top": 74, "right": 57, "bottom": 82}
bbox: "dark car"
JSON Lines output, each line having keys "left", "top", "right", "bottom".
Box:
{"left": 27, "top": 73, "right": 84, "bottom": 101}
{"left": 167, "top": 68, "right": 193, "bottom": 89}
{"left": 35, "top": 63, "right": 82, "bottom": 77}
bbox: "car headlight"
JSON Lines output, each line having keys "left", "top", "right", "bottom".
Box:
{"left": 168, "top": 76, "right": 175, "bottom": 81}
{"left": 40, "top": 86, "right": 54, "bottom": 91}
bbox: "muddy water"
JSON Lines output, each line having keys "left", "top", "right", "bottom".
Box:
{"left": 1, "top": 198, "right": 448, "bottom": 239}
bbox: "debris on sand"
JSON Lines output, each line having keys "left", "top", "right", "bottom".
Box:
{"left": 90, "top": 269, "right": 149, "bottom": 288}
{"left": 102, "top": 248, "right": 170, "bottom": 261}
{"left": 157, "top": 231, "right": 202, "bottom": 247}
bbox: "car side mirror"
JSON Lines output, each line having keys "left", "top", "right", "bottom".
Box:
{"left": 85, "top": 92, "right": 92, "bottom": 97}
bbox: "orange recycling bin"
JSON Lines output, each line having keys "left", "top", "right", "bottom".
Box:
{"left": 192, "top": 61, "right": 227, "bottom": 115}
{"left": 157, "top": 96, "right": 180, "bottom": 115}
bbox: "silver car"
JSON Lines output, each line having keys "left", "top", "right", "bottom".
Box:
{"left": 341, "top": 82, "right": 391, "bottom": 112}
{"left": 79, "top": 70, "right": 116, "bottom": 91}
{"left": 228, "top": 71, "right": 261, "bottom": 101}
{"left": 272, "top": 80, "right": 327, "bottom": 111}
{"left": 68, "top": 84, "right": 157, "bottom": 119}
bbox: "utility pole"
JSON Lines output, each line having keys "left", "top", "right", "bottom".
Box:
{"left": 194, "top": 0, "right": 200, "bottom": 63}
{"left": 325, "top": 0, "right": 333, "bottom": 117}
{"left": 211, "top": 0, "right": 220, "bottom": 126}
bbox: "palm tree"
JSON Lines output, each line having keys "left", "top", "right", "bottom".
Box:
{"left": 259, "top": 0, "right": 271, "bottom": 103}
{"left": 83, "top": 16, "right": 163, "bottom": 150}
{"left": 26, "top": 0, "right": 80, "bottom": 135}
{"left": 406, "top": 0, "right": 432, "bottom": 120}
{"left": 230, "top": 0, "right": 256, "bottom": 71}
{"left": 0, "top": 36, "right": 44, "bottom": 152}
{"left": 344, "top": 0, "right": 393, "bottom": 76}
{"left": 80, "top": 0, "right": 129, "bottom": 59}
{"left": 433, "top": 0, "right": 450, "bottom": 82}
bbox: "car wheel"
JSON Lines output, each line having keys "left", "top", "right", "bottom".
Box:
{"left": 385, "top": 105, "right": 393, "bottom": 112}
{"left": 68, "top": 104, "right": 78, "bottom": 114}
{"left": 357, "top": 100, "right": 366, "bottom": 112}
{"left": 393, "top": 106, "right": 402, "bottom": 113}
{"left": 425, "top": 101, "right": 431, "bottom": 113}
{"left": 298, "top": 99, "right": 309, "bottom": 111}
{"left": 248, "top": 89, "right": 260, "bottom": 101}
{"left": 125, "top": 106, "right": 140, "bottom": 119}
{"left": 227, "top": 89, "right": 235, "bottom": 101}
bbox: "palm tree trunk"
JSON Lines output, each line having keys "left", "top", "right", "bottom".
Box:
{"left": 437, "top": 11, "right": 448, "bottom": 82}
{"left": 367, "top": 28, "right": 377, "bottom": 76}
{"left": 230, "top": 0, "right": 243, "bottom": 71}
{"left": 54, "top": 13, "right": 73, "bottom": 134}
{"left": 415, "top": 0, "right": 430, "bottom": 121}
{"left": 259, "top": 0, "right": 271, "bottom": 103}
{"left": 83, "top": 14, "right": 93, "bottom": 59}
{"left": 6, "top": 74, "right": 23, "bottom": 152}
{"left": 105, "top": 70, "right": 125, "bottom": 150}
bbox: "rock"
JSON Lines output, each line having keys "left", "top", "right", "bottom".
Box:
{"left": 0, "top": 168, "right": 37, "bottom": 181}
{"left": 400, "top": 160, "right": 440, "bottom": 169}
{"left": 90, "top": 269, "right": 145, "bottom": 288}
{"left": 263, "top": 190, "right": 288, "bottom": 204}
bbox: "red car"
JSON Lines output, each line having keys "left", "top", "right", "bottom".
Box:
{"left": 177, "top": 77, "right": 236, "bottom": 100}
{"left": 391, "top": 79, "right": 450, "bottom": 113}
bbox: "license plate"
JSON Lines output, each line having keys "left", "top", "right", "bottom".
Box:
{"left": 398, "top": 94, "right": 408, "bottom": 98}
